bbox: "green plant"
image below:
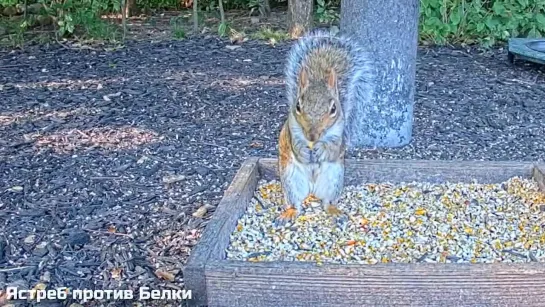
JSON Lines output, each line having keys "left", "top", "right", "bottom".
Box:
{"left": 75, "top": 8, "right": 120, "bottom": 40}
{"left": 315, "top": 0, "right": 339, "bottom": 24}
{"left": 170, "top": 15, "right": 186, "bottom": 39}
{"left": 4, "top": 19, "right": 28, "bottom": 47}
{"left": 35, "top": 0, "right": 122, "bottom": 40}
{"left": 1, "top": 0, "right": 544, "bottom": 48}
{"left": 251, "top": 26, "right": 289, "bottom": 43}
{"left": 247, "top": 0, "right": 259, "bottom": 14}
{"left": 218, "top": 21, "right": 228, "bottom": 36}
{"left": 420, "top": 0, "right": 545, "bottom": 47}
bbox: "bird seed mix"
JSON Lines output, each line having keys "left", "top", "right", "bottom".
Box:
{"left": 226, "top": 177, "right": 545, "bottom": 265}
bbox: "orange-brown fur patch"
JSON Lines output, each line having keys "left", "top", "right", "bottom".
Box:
{"left": 327, "top": 68, "right": 337, "bottom": 89}
{"left": 298, "top": 67, "right": 308, "bottom": 90}
{"left": 278, "top": 207, "right": 298, "bottom": 220}
{"left": 278, "top": 121, "right": 292, "bottom": 172}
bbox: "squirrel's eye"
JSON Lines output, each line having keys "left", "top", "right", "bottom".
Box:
{"left": 330, "top": 101, "right": 337, "bottom": 116}
{"left": 296, "top": 101, "right": 302, "bottom": 114}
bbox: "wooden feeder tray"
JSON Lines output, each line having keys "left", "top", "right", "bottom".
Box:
{"left": 183, "top": 158, "right": 545, "bottom": 307}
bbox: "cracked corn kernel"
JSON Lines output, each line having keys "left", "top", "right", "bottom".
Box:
{"left": 226, "top": 177, "right": 545, "bottom": 264}
{"left": 415, "top": 208, "right": 426, "bottom": 216}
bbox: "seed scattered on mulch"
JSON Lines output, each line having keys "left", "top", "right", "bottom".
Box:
{"left": 226, "top": 177, "right": 545, "bottom": 264}
{"left": 25, "top": 126, "right": 162, "bottom": 153}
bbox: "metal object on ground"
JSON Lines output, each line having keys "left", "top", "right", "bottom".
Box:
{"left": 508, "top": 38, "right": 545, "bottom": 65}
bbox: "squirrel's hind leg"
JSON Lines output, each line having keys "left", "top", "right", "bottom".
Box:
{"left": 313, "top": 162, "right": 345, "bottom": 218}
{"left": 276, "top": 162, "right": 310, "bottom": 226}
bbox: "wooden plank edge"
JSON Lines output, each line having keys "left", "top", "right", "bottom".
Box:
{"left": 207, "top": 258, "right": 545, "bottom": 275}
{"left": 258, "top": 157, "right": 537, "bottom": 168}
{"left": 258, "top": 158, "right": 535, "bottom": 184}
{"left": 183, "top": 157, "right": 260, "bottom": 307}
{"left": 205, "top": 259, "right": 545, "bottom": 306}
{"left": 531, "top": 164, "right": 545, "bottom": 192}
{"left": 208, "top": 158, "right": 260, "bottom": 261}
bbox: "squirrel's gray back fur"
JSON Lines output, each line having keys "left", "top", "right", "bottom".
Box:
{"left": 284, "top": 29, "right": 375, "bottom": 146}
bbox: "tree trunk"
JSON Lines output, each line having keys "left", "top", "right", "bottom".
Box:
{"left": 287, "top": 0, "right": 313, "bottom": 38}
{"left": 340, "top": 0, "right": 419, "bottom": 148}
{"left": 121, "top": 0, "right": 126, "bottom": 41}
{"left": 193, "top": 0, "right": 199, "bottom": 33}
{"left": 218, "top": 0, "right": 225, "bottom": 24}
{"left": 124, "top": 0, "right": 137, "bottom": 17}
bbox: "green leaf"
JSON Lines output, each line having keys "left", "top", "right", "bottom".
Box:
{"left": 472, "top": 0, "right": 483, "bottom": 11}
{"left": 440, "top": 5, "right": 447, "bottom": 19}
{"left": 528, "top": 27, "right": 536, "bottom": 38}
{"left": 528, "top": 27, "right": 539, "bottom": 38}
{"left": 492, "top": 2, "right": 506, "bottom": 16}
{"left": 420, "top": 0, "right": 428, "bottom": 9}
{"left": 425, "top": 7, "right": 432, "bottom": 17}
{"left": 428, "top": 0, "right": 440, "bottom": 9}
{"left": 218, "top": 22, "right": 227, "bottom": 37}
{"left": 517, "top": 0, "right": 528, "bottom": 8}
{"left": 425, "top": 16, "right": 442, "bottom": 27}
{"left": 67, "top": 23, "right": 75, "bottom": 33}
{"left": 536, "top": 14, "right": 545, "bottom": 26}
{"left": 450, "top": 8, "right": 461, "bottom": 25}
{"left": 505, "top": 18, "right": 519, "bottom": 30}
{"left": 485, "top": 17, "right": 500, "bottom": 30}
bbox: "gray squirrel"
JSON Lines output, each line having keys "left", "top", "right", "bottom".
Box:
{"left": 276, "top": 29, "right": 375, "bottom": 224}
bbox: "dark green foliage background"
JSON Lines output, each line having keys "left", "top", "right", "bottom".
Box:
{"left": 1, "top": 0, "right": 544, "bottom": 46}
{"left": 420, "top": 0, "right": 545, "bottom": 46}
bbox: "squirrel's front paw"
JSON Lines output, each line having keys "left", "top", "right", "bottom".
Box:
{"left": 274, "top": 207, "right": 299, "bottom": 227}
{"left": 311, "top": 141, "right": 327, "bottom": 162}
{"left": 298, "top": 146, "right": 312, "bottom": 163}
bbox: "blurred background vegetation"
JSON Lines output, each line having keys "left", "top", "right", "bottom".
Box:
{"left": 0, "top": 0, "right": 544, "bottom": 48}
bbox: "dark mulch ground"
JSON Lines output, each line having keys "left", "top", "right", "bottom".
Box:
{"left": 0, "top": 36, "right": 545, "bottom": 306}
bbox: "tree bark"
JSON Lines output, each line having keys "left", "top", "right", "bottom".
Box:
{"left": 124, "top": 0, "right": 137, "bottom": 17}
{"left": 340, "top": 0, "right": 419, "bottom": 148}
{"left": 287, "top": 0, "right": 313, "bottom": 38}
{"left": 218, "top": 0, "right": 225, "bottom": 24}
{"left": 121, "top": 0, "right": 126, "bottom": 41}
{"left": 193, "top": 0, "right": 199, "bottom": 33}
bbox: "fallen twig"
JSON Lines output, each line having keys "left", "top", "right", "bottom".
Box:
{"left": 83, "top": 229, "right": 132, "bottom": 238}
{"left": 0, "top": 266, "right": 33, "bottom": 273}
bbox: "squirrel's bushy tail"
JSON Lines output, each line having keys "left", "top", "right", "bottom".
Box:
{"left": 284, "top": 29, "right": 375, "bottom": 146}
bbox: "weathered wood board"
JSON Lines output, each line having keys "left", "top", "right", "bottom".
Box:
{"left": 183, "top": 158, "right": 545, "bottom": 307}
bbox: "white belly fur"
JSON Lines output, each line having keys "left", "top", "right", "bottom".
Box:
{"left": 282, "top": 152, "right": 344, "bottom": 209}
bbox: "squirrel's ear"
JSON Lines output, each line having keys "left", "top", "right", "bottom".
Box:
{"left": 327, "top": 69, "right": 338, "bottom": 93}
{"left": 298, "top": 67, "right": 308, "bottom": 89}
